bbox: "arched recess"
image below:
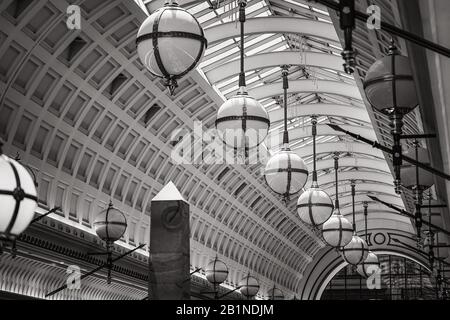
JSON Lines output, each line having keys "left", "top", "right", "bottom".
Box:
{"left": 204, "top": 17, "right": 340, "bottom": 45}
{"left": 295, "top": 227, "right": 429, "bottom": 300}
{"left": 205, "top": 51, "right": 343, "bottom": 83}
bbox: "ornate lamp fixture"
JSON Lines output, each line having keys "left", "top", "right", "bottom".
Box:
{"left": 401, "top": 145, "right": 434, "bottom": 190}
{"left": 364, "top": 41, "right": 418, "bottom": 194}
{"left": 401, "top": 143, "right": 434, "bottom": 240}
{"left": 341, "top": 181, "right": 369, "bottom": 265}
{"left": 93, "top": 201, "right": 127, "bottom": 284}
{"left": 322, "top": 154, "right": 353, "bottom": 248}
{"left": 264, "top": 66, "right": 308, "bottom": 202}
{"left": 205, "top": 256, "right": 229, "bottom": 298}
{"left": 0, "top": 140, "right": 38, "bottom": 254}
{"left": 357, "top": 202, "right": 380, "bottom": 278}
{"left": 215, "top": 0, "right": 270, "bottom": 154}
{"left": 338, "top": 0, "right": 356, "bottom": 74}
{"left": 267, "top": 285, "right": 284, "bottom": 300}
{"left": 136, "top": 0, "right": 207, "bottom": 95}
{"left": 239, "top": 273, "right": 260, "bottom": 299}
{"left": 297, "top": 116, "right": 333, "bottom": 226}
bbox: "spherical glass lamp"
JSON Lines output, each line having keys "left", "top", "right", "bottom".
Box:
{"left": 93, "top": 202, "right": 127, "bottom": 243}
{"left": 239, "top": 274, "right": 260, "bottom": 299}
{"left": 322, "top": 209, "right": 353, "bottom": 248}
{"left": 205, "top": 256, "right": 229, "bottom": 285}
{"left": 0, "top": 151, "right": 37, "bottom": 242}
{"left": 267, "top": 286, "right": 284, "bottom": 300}
{"left": 136, "top": 0, "right": 207, "bottom": 95}
{"left": 264, "top": 147, "right": 308, "bottom": 201}
{"left": 341, "top": 234, "right": 369, "bottom": 265}
{"left": 363, "top": 43, "right": 417, "bottom": 115}
{"left": 216, "top": 88, "right": 270, "bottom": 150}
{"left": 400, "top": 146, "right": 434, "bottom": 190}
{"left": 297, "top": 183, "right": 334, "bottom": 227}
{"left": 356, "top": 251, "right": 380, "bottom": 278}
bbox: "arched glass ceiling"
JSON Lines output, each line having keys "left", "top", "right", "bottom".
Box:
{"left": 135, "top": 0, "right": 412, "bottom": 294}
{"left": 141, "top": 1, "right": 402, "bottom": 201}
{"left": 0, "top": 0, "right": 440, "bottom": 300}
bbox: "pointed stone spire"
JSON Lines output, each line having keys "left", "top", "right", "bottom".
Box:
{"left": 152, "top": 181, "right": 186, "bottom": 202}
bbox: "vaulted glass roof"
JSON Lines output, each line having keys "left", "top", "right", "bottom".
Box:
{"left": 132, "top": 0, "right": 412, "bottom": 297}
{"left": 2, "top": 0, "right": 440, "bottom": 300}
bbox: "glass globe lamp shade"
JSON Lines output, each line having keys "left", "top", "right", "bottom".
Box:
{"left": 215, "top": 89, "right": 270, "bottom": 150}
{"left": 356, "top": 251, "right": 380, "bottom": 278}
{"left": 239, "top": 274, "right": 260, "bottom": 298}
{"left": 93, "top": 205, "right": 127, "bottom": 243}
{"left": 205, "top": 257, "right": 229, "bottom": 285}
{"left": 136, "top": 2, "right": 207, "bottom": 86}
{"left": 264, "top": 147, "right": 308, "bottom": 198}
{"left": 341, "top": 234, "right": 369, "bottom": 266}
{"left": 400, "top": 146, "right": 434, "bottom": 190}
{"left": 364, "top": 53, "right": 417, "bottom": 115}
{"left": 267, "top": 287, "right": 284, "bottom": 300}
{"left": 297, "top": 185, "right": 333, "bottom": 227}
{"left": 322, "top": 210, "right": 353, "bottom": 248}
{"left": 0, "top": 155, "right": 37, "bottom": 240}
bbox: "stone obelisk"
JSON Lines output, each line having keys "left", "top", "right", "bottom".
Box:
{"left": 149, "top": 181, "right": 190, "bottom": 300}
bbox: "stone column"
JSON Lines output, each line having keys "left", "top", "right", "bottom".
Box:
{"left": 149, "top": 181, "right": 190, "bottom": 300}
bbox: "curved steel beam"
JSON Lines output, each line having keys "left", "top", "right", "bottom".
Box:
{"left": 205, "top": 17, "right": 340, "bottom": 45}
{"left": 249, "top": 80, "right": 362, "bottom": 101}
{"left": 322, "top": 182, "right": 398, "bottom": 197}
{"left": 268, "top": 104, "right": 370, "bottom": 124}
{"left": 293, "top": 142, "right": 385, "bottom": 159}
{"left": 316, "top": 170, "right": 394, "bottom": 187}
{"left": 267, "top": 124, "right": 376, "bottom": 144}
{"left": 314, "top": 157, "right": 391, "bottom": 175}
{"left": 341, "top": 211, "right": 412, "bottom": 229}
{"left": 337, "top": 194, "right": 404, "bottom": 209}
{"left": 206, "top": 51, "right": 344, "bottom": 83}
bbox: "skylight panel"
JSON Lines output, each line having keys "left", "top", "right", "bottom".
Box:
{"left": 246, "top": 75, "right": 260, "bottom": 85}
{"left": 246, "top": 0, "right": 266, "bottom": 14}
{"left": 188, "top": 2, "right": 209, "bottom": 15}
{"left": 198, "top": 11, "right": 217, "bottom": 24}
{"left": 246, "top": 37, "right": 283, "bottom": 55}
{"left": 216, "top": 75, "right": 239, "bottom": 89}
{"left": 246, "top": 33, "right": 273, "bottom": 47}
{"left": 312, "top": 7, "right": 329, "bottom": 16}
{"left": 223, "top": 84, "right": 239, "bottom": 96}
{"left": 285, "top": 0, "right": 309, "bottom": 10}
{"left": 255, "top": 11, "right": 270, "bottom": 17}
{"left": 200, "top": 46, "right": 239, "bottom": 68}
{"left": 329, "top": 43, "right": 343, "bottom": 50}
{"left": 205, "top": 39, "right": 234, "bottom": 56}
{"left": 274, "top": 44, "right": 290, "bottom": 52}
{"left": 259, "top": 67, "right": 279, "bottom": 79}
{"left": 317, "top": 17, "right": 330, "bottom": 23}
